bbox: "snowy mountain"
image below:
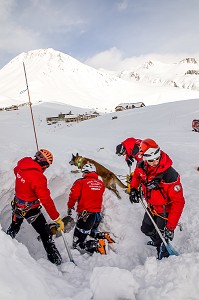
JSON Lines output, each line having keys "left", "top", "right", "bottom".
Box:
{"left": 0, "top": 48, "right": 199, "bottom": 111}
{"left": 117, "top": 57, "right": 199, "bottom": 91}
{"left": 0, "top": 99, "right": 199, "bottom": 299}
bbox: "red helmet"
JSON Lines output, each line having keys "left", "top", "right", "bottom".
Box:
{"left": 140, "top": 139, "right": 160, "bottom": 161}
{"left": 35, "top": 149, "right": 53, "bottom": 165}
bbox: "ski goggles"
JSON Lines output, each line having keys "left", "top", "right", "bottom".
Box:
{"left": 147, "top": 156, "right": 160, "bottom": 163}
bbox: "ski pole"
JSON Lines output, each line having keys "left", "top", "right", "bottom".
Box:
{"left": 61, "top": 231, "right": 76, "bottom": 265}
{"left": 139, "top": 190, "right": 179, "bottom": 256}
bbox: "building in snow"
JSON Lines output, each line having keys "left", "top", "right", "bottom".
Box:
{"left": 115, "top": 102, "right": 145, "bottom": 111}
{"left": 46, "top": 111, "right": 100, "bottom": 125}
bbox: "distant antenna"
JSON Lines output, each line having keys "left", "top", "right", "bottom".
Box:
{"left": 22, "top": 62, "right": 39, "bottom": 151}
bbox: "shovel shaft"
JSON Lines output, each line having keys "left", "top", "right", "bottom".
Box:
{"left": 61, "top": 231, "right": 76, "bottom": 265}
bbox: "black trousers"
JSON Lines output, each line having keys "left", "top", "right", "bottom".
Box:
{"left": 73, "top": 212, "right": 102, "bottom": 247}
{"left": 8, "top": 206, "right": 52, "bottom": 250}
{"left": 141, "top": 210, "right": 167, "bottom": 246}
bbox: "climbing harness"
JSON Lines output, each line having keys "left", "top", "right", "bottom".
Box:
{"left": 12, "top": 196, "right": 40, "bottom": 217}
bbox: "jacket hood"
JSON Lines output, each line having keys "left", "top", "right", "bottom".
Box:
{"left": 83, "top": 172, "right": 98, "bottom": 179}
{"left": 17, "top": 157, "right": 43, "bottom": 172}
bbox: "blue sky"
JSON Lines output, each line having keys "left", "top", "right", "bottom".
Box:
{"left": 1, "top": 0, "right": 199, "bottom": 70}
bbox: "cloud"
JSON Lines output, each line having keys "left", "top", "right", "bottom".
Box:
{"left": 85, "top": 47, "right": 199, "bottom": 71}
{"left": 1, "top": 0, "right": 199, "bottom": 71}
{"left": 0, "top": 0, "right": 88, "bottom": 53}
{"left": 0, "top": 0, "right": 89, "bottom": 65}
{"left": 29, "top": 0, "right": 87, "bottom": 33}
{"left": 116, "top": 0, "right": 128, "bottom": 11}
{"left": 85, "top": 48, "right": 124, "bottom": 70}
{"left": 0, "top": 0, "right": 41, "bottom": 54}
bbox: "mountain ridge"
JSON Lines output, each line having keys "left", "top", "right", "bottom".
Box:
{"left": 116, "top": 57, "right": 199, "bottom": 91}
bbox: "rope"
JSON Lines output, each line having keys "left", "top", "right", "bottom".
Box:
{"left": 147, "top": 204, "right": 168, "bottom": 220}
{"left": 22, "top": 62, "right": 39, "bottom": 151}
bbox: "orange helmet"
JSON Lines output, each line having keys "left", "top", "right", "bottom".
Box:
{"left": 140, "top": 139, "right": 160, "bottom": 161}
{"left": 35, "top": 149, "right": 53, "bottom": 165}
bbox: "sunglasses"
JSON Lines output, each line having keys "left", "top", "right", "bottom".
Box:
{"left": 147, "top": 157, "right": 160, "bottom": 163}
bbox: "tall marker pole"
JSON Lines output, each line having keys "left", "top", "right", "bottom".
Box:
{"left": 22, "top": 62, "right": 39, "bottom": 151}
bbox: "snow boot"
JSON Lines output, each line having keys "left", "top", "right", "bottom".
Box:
{"left": 84, "top": 239, "right": 99, "bottom": 254}
{"left": 157, "top": 243, "right": 170, "bottom": 260}
{"left": 45, "top": 240, "right": 62, "bottom": 265}
{"left": 97, "top": 239, "right": 106, "bottom": 255}
{"left": 6, "top": 222, "right": 22, "bottom": 239}
{"left": 94, "top": 232, "right": 115, "bottom": 243}
{"left": 83, "top": 239, "right": 106, "bottom": 255}
{"left": 147, "top": 241, "right": 160, "bottom": 247}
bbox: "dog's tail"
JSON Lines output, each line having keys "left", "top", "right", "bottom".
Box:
{"left": 113, "top": 174, "right": 127, "bottom": 188}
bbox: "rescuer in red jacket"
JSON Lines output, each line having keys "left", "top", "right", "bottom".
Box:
{"left": 116, "top": 137, "right": 142, "bottom": 166}
{"left": 67, "top": 163, "right": 114, "bottom": 255}
{"left": 7, "top": 149, "right": 64, "bottom": 265}
{"left": 129, "top": 139, "right": 185, "bottom": 259}
{"left": 116, "top": 137, "right": 143, "bottom": 194}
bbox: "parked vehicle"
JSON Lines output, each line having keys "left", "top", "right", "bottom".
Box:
{"left": 192, "top": 119, "right": 199, "bottom": 132}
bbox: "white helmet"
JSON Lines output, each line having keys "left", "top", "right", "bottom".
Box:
{"left": 142, "top": 147, "right": 160, "bottom": 161}
{"left": 82, "top": 163, "right": 96, "bottom": 173}
{"left": 140, "top": 138, "right": 161, "bottom": 161}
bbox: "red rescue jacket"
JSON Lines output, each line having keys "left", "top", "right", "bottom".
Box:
{"left": 122, "top": 138, "right": 142, "bottom": 162}
{"left": 67, "top": 172, "right": 105, "bottom": 212}
{"left": 14, "top": 157, "right": 59, "bottom": 220}
{"left": 130, "top": 151, "right": 185, "bottom": 230}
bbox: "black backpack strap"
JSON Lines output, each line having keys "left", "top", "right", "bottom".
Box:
{"left": 137, "top": 160, "right": 145, "bottom": 169}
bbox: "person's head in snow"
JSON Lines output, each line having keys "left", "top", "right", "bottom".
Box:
{"left": 67, "top": 163, "right": 114, "bottom": 255}
{"left": 6, "top": 149, "right": 64, "bottom": 265}
{"left": 116, "top": 137, "right": 142, "bottom": 167}
{"left": 129, "top": 138, "right": 185, "bottom": 260}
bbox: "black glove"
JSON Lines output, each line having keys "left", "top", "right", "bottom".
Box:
{"left": 146, "top": 178, "right": 160, "bottom": 190}
{"left": 67, "top": 208, "right": 72, "bottom": 216}
{"left": 164, "top": 227, "right": 174, "bottom": 241}
{"left": 126, "top": 156, "right": 134, "bottom": 167}
{"left": 129, "top": 188, "right": 140, "bottom": 203}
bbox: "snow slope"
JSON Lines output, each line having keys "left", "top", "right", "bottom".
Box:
{"left": 0, "top": 99, "right": 199, "bottom": 300}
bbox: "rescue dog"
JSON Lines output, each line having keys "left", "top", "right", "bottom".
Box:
{"left": 69, "top": 153, "right": 127, "bottom": 199}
